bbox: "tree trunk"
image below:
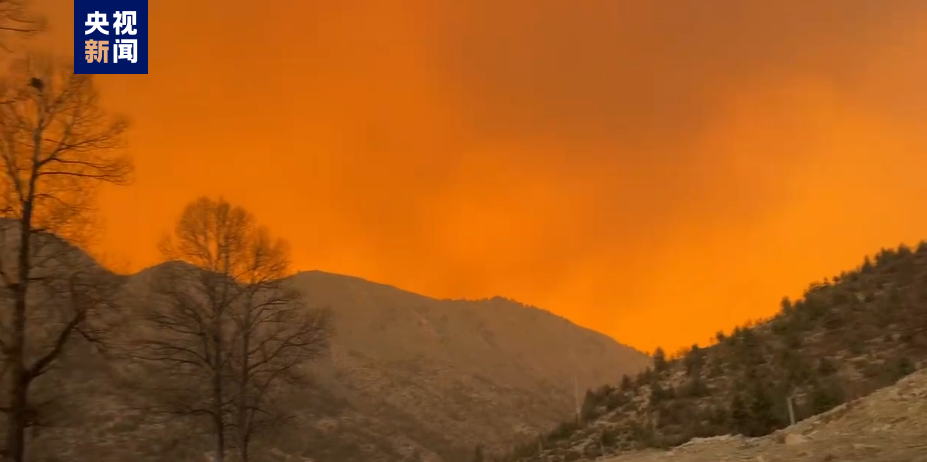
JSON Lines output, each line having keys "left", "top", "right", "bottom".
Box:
{"left": 212, "top": 369, "right": 225, "bottom": 462}
{"left": 236, "top": 316, "right": 251, "bottom": 462}
{"left": 3, "top": 295, "right": 27, "bottom": 462}
{"left": 212, "top": 318, "right": 226, "bottom": 462}
{"left": 5, "top": 206, "right": 35, "bottom": 462}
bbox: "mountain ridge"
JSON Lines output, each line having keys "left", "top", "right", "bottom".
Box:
{"left": 20, "top": 258, "right": 650, "bottom": 462}
{"left": 287, "top": 269, "right": 647, "bottom": 353}
{"left": 501, "top": 242, "right": 927, "bottom": 462}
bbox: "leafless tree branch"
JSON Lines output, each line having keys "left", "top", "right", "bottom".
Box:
{"left": 133, "top": 197, "right": 332, "bottom": 462}
{"left": 0, "top": 54, "right": 133, "bottom": 462}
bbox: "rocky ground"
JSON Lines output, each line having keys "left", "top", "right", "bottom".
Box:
{"left": 602, "top": 367, "right": 927, "bottom": 462}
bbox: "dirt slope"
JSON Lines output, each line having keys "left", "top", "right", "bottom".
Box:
{"left": 604, "top": 366, "right": 927, "bottom": 462}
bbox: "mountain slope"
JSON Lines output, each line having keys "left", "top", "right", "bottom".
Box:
{"left": 602, "top": 366, "right": 927, "bottom": 462}
{"left": 284, "top": 270, "right": 650, "bottom": 460}
{"left": 23, "top": 265, "right": 649, "bottom": 462}
{"left": 505, "top": 242, "right": 927, "bottom": 461}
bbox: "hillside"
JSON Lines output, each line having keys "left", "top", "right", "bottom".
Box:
{"left": 286, "top": 271, "right": 650, "bottom": 458}
{"left": 21, "top": 265, "right": 650, "bottom": 462}
{"left": 504, "top": 242, "right": 927, "bottom": 462}
{"left": 600, "top": 365, "right": 927, "bottom": 462}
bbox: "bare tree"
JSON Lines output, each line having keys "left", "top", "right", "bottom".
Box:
{"left": 133, "top": 258, "right": 236, "bottom": 462}
{"left": 134, "top": 197, "right": 331, "bottom": 462}
{"left": 0, "top": 0, "right": 41, "bottom": 56}
{"left": 0, "top": 0, "right": 37, "bottom": 32}
{"left": 228, "top": 226, "right": 330, "bottom": 462}
{"left": 0, "top": 56, "right": 132, "bottom": 462}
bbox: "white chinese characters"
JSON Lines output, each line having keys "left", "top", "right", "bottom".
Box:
{"left": 114, "top": 39, "right": 138, "bottom": 63}
{"left": 84, "top": 11, "right": 109, "bottom": 35}
{"left": 113, "top": 11, "right": 137, "bottom": 35}
{"left": 83, "top": 10, "right": 140, "bottom": 66}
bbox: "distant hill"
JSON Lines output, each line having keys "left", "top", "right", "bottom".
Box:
{"left": 603, "top": 366, "right": 927, "bottom": 462}
{"left": 24, "top": 264, "right": 650, "bottom": 462}
{"left": 503, "top": 242, "right": 927, "bottom": 462}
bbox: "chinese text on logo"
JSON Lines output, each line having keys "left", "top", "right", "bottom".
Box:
{"left": 73, "top": 0, "right": 148, "bottom": 74}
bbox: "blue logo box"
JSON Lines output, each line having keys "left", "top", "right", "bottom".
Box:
{"left": 73, "top": 0, "right": 148, "bottom": 74}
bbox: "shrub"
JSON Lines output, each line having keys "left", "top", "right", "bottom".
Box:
{"left": 653, "top": 347, "right": 668, "bottom": 372}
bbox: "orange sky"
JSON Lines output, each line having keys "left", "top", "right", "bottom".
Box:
{"left": 19, "top": 0, "right": 927, "bottom": 353}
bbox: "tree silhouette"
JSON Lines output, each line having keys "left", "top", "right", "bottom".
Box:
{"left": 473, "top": 443, "right": 484, "bottom": 462}
{"left": 0, "top": 56, "right": 131, "bottom": 462}
{"left": 133, "top": 197, "right": 331, "bottom": 462}
{"left": 652, "top": 347, "right": 668, "bottom": 372}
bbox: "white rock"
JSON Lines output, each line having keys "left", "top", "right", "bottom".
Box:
{"left": 783, "top": 433, "right": 809, "bottom": 445}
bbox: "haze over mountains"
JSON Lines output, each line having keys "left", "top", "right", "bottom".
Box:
{"left": 27, "top": 258, "right": 649, "bottom": 462}
{"left": 501, "top": 243, "right": 927, "bottom": 461}
{"left": 3, "top": 1, "right": 926, "bottom": 461}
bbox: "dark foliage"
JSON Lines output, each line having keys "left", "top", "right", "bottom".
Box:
{"left": 503, "top": 242, "right": 927, "bottom": 461}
